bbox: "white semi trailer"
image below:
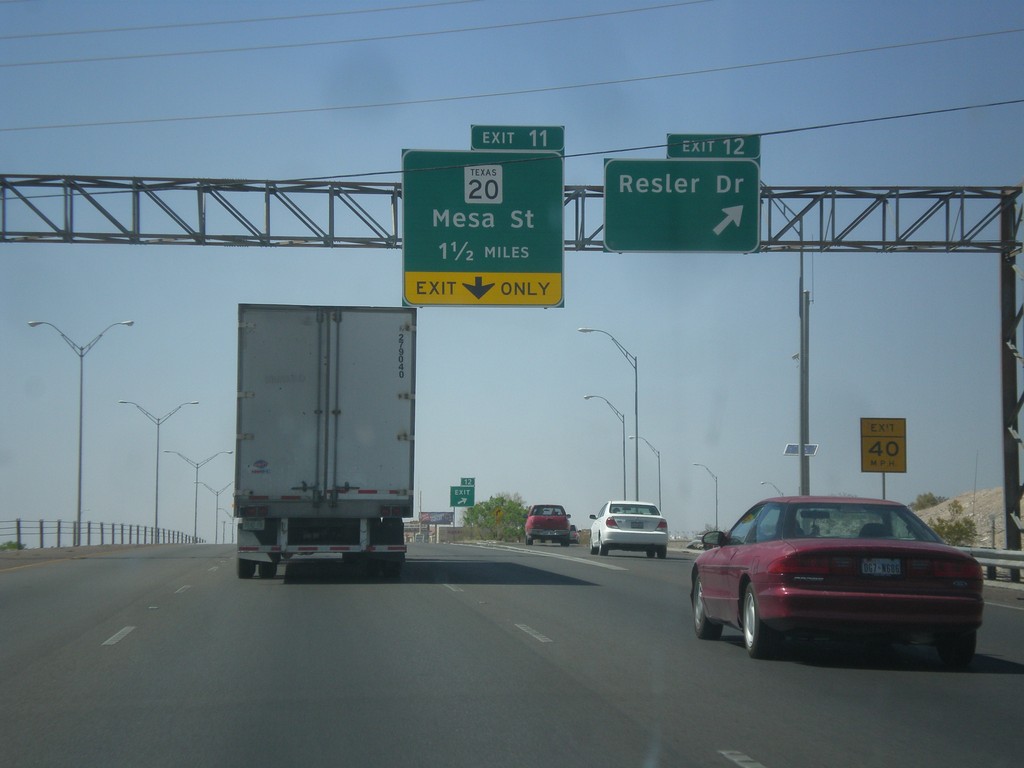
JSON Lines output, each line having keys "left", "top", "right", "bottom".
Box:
{"left": 234, "top": 304, "right": 415, "bottom": 578}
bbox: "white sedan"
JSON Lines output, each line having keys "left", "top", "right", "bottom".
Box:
{"left": 590, "top": 501, "right": 668, "bottom": 558}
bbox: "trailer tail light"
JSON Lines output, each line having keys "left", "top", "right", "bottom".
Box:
{"left": 238, "top": 505, "right": 269, "bottom": 517}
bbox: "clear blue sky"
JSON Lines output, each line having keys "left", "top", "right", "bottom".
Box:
{"left": 2, "top": 0, "right": 1022, "bottom": 542}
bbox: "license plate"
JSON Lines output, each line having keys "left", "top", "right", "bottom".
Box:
{"left": 242, "top": 519, "right": 265, "bottom": 531}
{"left": 630, "top": 521, "right": 645, "bottom": 529}
{"left": 861, "top": 557, "right": 901, "bottom": 576}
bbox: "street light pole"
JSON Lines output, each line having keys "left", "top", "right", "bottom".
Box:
{"left": 579, "top": 327, "right": 638, "bottom": 501}
{"left": 119, "top": 400, "right": 198, "bottom": 535}
{"left": 584, "top": 395, "right": 627, "bottom": 499}
{"left": 218, "top": 507, "right": 234, "bottom": 543}
{"left": 165, "top": 450, "right": 233, "bottom": 541}
{"left": 200, "top": 481, "right": 233, "bottom": 544}
{"left": 630, "top": 436, "right": 661, "bottom": 509}
{"left": 693, "top": 463, "right": 719, "bottom": 530}
{"left": 28, "top": 319, "right": 134, "bottom": 546}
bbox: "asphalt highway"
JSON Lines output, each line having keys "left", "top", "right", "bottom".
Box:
{"left": 1, "top": 542, "right": 1020, "bottom": 767}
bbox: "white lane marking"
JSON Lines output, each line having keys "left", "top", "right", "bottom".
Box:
{"left": 175, "top": 585, "right": 191, "bottom": 594}
{"left": 515, "top": 623, "right": 553, "bottom": 643}
{"left": 719, "top": 751, "right": 768, "bottom": 768}
{"left": 208, "top": 566, "right": 219, "bottom": 572}
{"left": 443, "top": 584, "right": 464, "bottom": 592}
{"left": 101, "top": 626, "right": 136, "bottom": 646}
{"left": 454, "top": 542, "right": 628, "bottom": 571}
{"left": 986, "top": 600, "right": 1024, "bottom": 612}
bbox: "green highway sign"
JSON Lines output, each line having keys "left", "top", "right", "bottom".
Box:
{"left": 603, "top": 158, "right": 760, "bottom": 253}
{"left": 667, "top": 133, "right": 760, "bottom": 160}
{"left": 471, "top": 125, "right": 564, "bottom": 153}
{"left": 402, "top": 149, "right": 564, "bottom": 307}
{"left": 450, "top": 485, "right": 476, "bottom": 507}
{"left": 460, "top": 477, "right": 475, "bottom": 487}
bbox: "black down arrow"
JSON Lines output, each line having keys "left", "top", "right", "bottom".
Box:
{"left": 464, "top": 276, "right": 495, "bottom": 299}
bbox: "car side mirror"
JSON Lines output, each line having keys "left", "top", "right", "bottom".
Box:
{"left": 701, "top": 530, "right": 727, "bottom": 549}
{"left": 589, "top": 514, "right": 597, "bottom": 520}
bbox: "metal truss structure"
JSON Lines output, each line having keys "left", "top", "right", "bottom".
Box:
{"left": 2, "top": 175, "right": 1022, "bottom": 557}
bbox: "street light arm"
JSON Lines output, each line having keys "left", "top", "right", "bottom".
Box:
{"left": 82, "top": 320, "right": 134, "bottom": 355}
{"left": 164, "top": 449, "right": 199, "bottom": 469}
{"left": 577, "top": 327, "right": 636, "bottom": 368}
{"left": 200, "top": 480, "right": 233, "bottom": 495}
{"left": 119, "top": 400, "right": 158, "bottom": 423}
{"left": 160, "top": 400, "right": 199, "bottom": 422}
{"left": 199, "top": 450, "right": 233, "bottom": 468}
{"left": 630, "top": 435, "right": 660, "bottom": 458}
{"left": 28, "top": 321, "right": 83, "bottom": 354}
{"left": 693, "top": 462, "right": 718, "bottom": 482}
{"left": 29, "top": 320, "right": 133, "bottom": 356}
{"left": 165, "top": 449, "right": 232, "bottom": 469}
{"left": 584, "top": 394, "right": 624, "bottom": 423}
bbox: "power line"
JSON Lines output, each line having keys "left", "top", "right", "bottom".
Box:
{"left": 0, "top": 2, "right": 712, "bottom": 69}
{"left": 0, "top": 0, "right": 482, "bottom": 41}
{"left": 6, "top": 99, "right": 1020, "bottom": 195}
{"left": 310, "top": 98, "right": 1024, "bottom": 181}
{"left": 2, "top": 26, "right": 1020, "bottom": 134}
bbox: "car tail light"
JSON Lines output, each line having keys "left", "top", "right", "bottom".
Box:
{"left": 767, "top": 553, "right": 859, "bottom": 577}
{"left": 909, "top": 558, "right": 982, "bottom": 580}
{"left": 656, "top": 519, "right": 668, "bottom": 530}
{"left": 606, "top": 517, "right": 619, "bottom": 528}
{"left": 767, "top": 553, "right": 830, "bottom": 576}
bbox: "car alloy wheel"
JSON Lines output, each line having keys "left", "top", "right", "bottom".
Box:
{"left": 692, "top": 576, "right": 722, "bottom": 640}
{"left": 742, "top": 584, "right": 776, "bottom": 660}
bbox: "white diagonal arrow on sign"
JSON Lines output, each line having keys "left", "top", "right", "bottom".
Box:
{"left": 713, "top": 205, "right": 744, "bottom": 235}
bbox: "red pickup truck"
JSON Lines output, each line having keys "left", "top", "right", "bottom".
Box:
{"left": 524, "top": 504, "right": 571, "bottom": 546}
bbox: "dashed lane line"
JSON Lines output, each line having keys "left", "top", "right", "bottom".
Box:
{"left": 101, "top": 626, "right": 136, "bottom": 646}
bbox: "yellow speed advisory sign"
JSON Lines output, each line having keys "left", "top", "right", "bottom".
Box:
{"left": 860, "top": 418, "right": 906, "bottom": 473}
{"left": 404, "top": 272, "right": 562, "bottom": 306}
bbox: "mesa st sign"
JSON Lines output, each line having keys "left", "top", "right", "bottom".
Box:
{"left": 402, "top": 148, "right": 564, "bottom": 307}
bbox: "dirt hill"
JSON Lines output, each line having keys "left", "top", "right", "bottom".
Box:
{"left": 915, "top": 487, "right": 1010, "bottom": 548}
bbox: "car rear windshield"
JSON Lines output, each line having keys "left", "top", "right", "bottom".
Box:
{"left": 532, "top": 506, "right": 565, "bottom": 516}
{"left": 783, "top": 503, "right": 941, "bottom": 542}
{"left": 609, "top": 505, "right": 660, "bottom": 516}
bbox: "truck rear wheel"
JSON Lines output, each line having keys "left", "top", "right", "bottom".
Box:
{"left": 257, "top": 561, "right": 276, "bottom": 579}
{"left": 237, "top": 558, "right": 256, "bottom": 579}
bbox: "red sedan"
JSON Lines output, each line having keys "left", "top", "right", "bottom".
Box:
{"left": 690, "top": 496, "right": 984, "bottom": 668}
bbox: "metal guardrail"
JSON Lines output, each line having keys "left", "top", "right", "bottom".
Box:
{"left": 961, "top": 547, "right": 1023, "bottom": 582}
{"left": 0, "top": 519, "right": 201, "bottom": 549}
